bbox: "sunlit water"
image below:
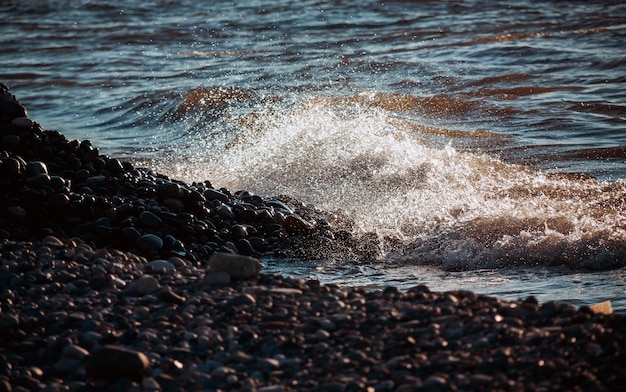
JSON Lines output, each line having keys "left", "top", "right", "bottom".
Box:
{"left": 1, "top": 0, "right": 625, "bottom": 309}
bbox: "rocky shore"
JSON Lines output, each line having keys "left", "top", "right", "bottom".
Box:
{"left": 1, "top": 83, "right": 625, "bottom": 391}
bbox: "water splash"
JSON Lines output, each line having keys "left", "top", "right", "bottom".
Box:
{"left": 157, "top": 92, "right": 626, "bottom": 270}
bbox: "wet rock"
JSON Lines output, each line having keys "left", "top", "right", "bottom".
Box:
{"left": 136, "top": 234, "right": 163, "bottom": 253}
{"left": 204, "top": 188, "right": 229, "bottom": 202}
{"left": 85, "top": 345, "right": 150, "bottom": 382}
{"left": 139, "top": 211, "right": 163, "bottom": 227}
{"left": 0, "top": 99, "right": 28, "bottom": 119}
{"left": 11, "top": 117, "right": 33, "bottom": 129}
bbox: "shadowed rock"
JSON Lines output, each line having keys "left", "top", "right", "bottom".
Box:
{"left": 85, "top": 345, "right": 149, "bottom": 383}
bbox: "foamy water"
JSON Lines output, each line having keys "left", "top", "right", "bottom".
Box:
{"left": 157, "top": 96, "right": 625, "bottom": 272}
{"left": 1, "top": 0, "right": 625, "bottom": 308}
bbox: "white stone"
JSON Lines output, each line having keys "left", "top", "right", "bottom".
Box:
{"left": 207, "top": 252, "right": 262, "bottom": 279}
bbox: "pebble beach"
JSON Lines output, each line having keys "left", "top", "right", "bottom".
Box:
{"left": 1, "top": 83, "right": 625, "bottom": 391}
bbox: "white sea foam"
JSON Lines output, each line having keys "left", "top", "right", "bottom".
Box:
{"left": 166, "top": 96, "right": 626, "bottom": 270}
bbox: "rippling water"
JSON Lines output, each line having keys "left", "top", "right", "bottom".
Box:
{"left": 2, "top": 0, "right": 625, "bottom": 308}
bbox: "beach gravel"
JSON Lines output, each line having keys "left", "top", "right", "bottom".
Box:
{"left": 1, "top": 83, "right": 626, "bottom": 391}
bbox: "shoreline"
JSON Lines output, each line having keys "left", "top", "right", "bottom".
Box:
{"left": 1, "top": 84, "right": 625, "bottom": 391}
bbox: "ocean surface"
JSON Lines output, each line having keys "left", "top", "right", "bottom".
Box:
{"left": 2, "top": 0, "right": 625, "bottom": 309}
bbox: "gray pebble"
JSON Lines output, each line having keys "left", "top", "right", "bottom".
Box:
{"left": 136, "top": 234, "right": 163, "bottom": 253}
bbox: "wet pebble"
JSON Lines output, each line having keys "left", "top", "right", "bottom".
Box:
{"left": 136, "top": 234, "right": 163, "bottom": 253}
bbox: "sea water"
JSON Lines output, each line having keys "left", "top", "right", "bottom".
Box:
{"left": 1, "top": 0, "right": 625, "bottom": 309}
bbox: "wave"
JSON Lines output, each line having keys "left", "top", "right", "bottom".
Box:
{"left": 141, "top": 90, "right": 626, "bottom": 271}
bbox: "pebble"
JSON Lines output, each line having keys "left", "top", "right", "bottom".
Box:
{"left": 134, "top": 274, "right": 160, "bottom": 295}
{"left": 203, "top": 271, "right": 231, "bottom": 286}
{"left": 139, "top": 210, "right": 163, "bottom": 227}
{"left": 85, "top": 345, "right": 150, "bottom": 382}
{"left": 62, "top": 344, "right": 89, "bottom": 359}
{"left": 136, "top": 234, "right": 163, "bottom": 253}
{"left": 145, "top": 259, "right": 176, "bottom": 273}
{"left": 11, "top": 117, "right": 33, "bottom": 129}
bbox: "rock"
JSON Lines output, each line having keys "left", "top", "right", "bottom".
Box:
{"left": 62, "top": 344, "right": 90, "bottom": 359}
{"left": 11, "top": 117, "right": 33, "bottom": 129}
{"left": 159, "top": 287, "right": 186, "bottom": 305}
{"left": 86, "top": 345, "right": 150, "bottom": 382}
{"left": 207, "top": 252, "right": 262, "bottom": 279}
{"left": 216, "top": 205, "right": 234, "bottom": 219}
{"left": 136, "top": 234, "right": 163, "bottom": 253}
{"left": 0, "top": 99, "right": 28, "bottom": 119}
{"left": 204, "top": 188, "right": 229, "bottom": 202}
{"left": 25, "top": 161, "right": 48, "bottom": 176}
{"left": 145, "top": 260, "right": 176, "bottom": 273}
{"left": 41, "top": 236, "right": 64, "bottom": 247}
{"left": 104, "top": 158, "right": 124, "bottom": 174}
{"left": 227, "top": 293, "right": 256, "bottom": 307}
{"left": 134, "top": 275, "right": 160, "bottom": 295}
{"left": 203, "top": 271, "right": 231, "bottom": 286}
{"left": 139, "top": 211, "right": 163, "bottom": 227}
{"left": 587, "top": 300, "right": 612, "bottom": 315}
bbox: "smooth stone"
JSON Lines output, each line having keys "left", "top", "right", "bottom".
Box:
{"left": 0, "top": 100, "right": 28, "bottom": 119}
{"left": 236, "top": 238, "right": 256, "bottom": 256}
{"left": 85, "top": 345, "right": 150, "bottom": 382}
{"left": 207, "top": 252, "right": 262, "bottom": 279}
{"left": 25, "top": 172, "right": 50, "bottom": 186}
{"left": 158, "top": 287, "right": 186, "bottom": 305}
{"left": 204, "top": 188, "right": 229, "bottom": 202}
{"left": 121, "top": 227, "right": 142, "bottom": 242}
{"left": 62, "top": 344, "right": 90, "bottom": 359}
{"left": 136, "top": 234, "right": 163, "bottom": 253}
{"left": 139, "top": 211, "right": 163, "bottom": 227}
{"left": 258, "top": 386, "right": 286, "bottom": 392}
{"left": 134, "top": 275, "right": 160, "bottom": 295}
{"left": 25, "top": 161, "right": 48, "bottom": 176}
{"left": 42, "top": 235, "right": 64, "bottom": 247}
{"left": 227, "top": 293, "right": 256, "bottom": 307}
{"left": 268, "top": 288, "right": 303, "bottom": 296}
{"left": 216, "top": 205, "right": 234, "bottom": 219}
{"left": 144, "top": 260, "right": 175, "bottom": 273}
{"left": 0, "top": 157, "right": 22, "bottom": 177}
{"left": 85, "top": 175, "right": 106, "bottom": 186}
{"left": 202, "top": 271, "right": 231, "bottom": 286}
{"left": 11, "top": 116, "right": 33, "bottom": 128}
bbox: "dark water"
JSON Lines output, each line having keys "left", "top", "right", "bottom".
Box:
{"left": 2, "top": 0, "right": 625, "bottom": 308}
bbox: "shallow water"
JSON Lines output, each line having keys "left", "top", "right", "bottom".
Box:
{"left": 1, "top": 0, "right": 625, "bottom": 308}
